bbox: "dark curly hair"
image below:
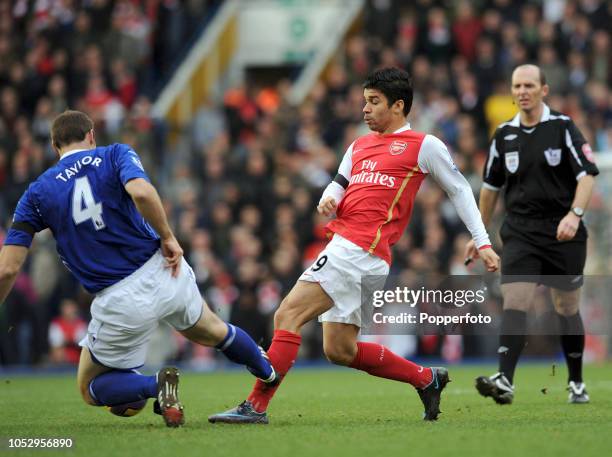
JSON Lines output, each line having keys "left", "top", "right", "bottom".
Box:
{"left": 363, "top": 67, "right": 413, "bottom": 116}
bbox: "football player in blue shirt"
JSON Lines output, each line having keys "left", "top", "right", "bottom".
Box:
{"left": 0, "top": 110, "right": 277, "bottom": 427}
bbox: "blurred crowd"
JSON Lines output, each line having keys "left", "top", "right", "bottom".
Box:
{"left": 0, "top": 0, "right": 610, "bottom": 367}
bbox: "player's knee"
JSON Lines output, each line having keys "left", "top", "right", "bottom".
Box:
{"left": 502, "top": 297, "right": 531, "bottom": 312}
{"left": 181, "top": 308, "right": 227, "bottom": 347}
{"left": 553, "top": 296, "right": 579, "bottom": 316}
{"left": 78, "top": 381, "right": 99, "bottom": 406}
{"left": 199, "top": 312, "right": 228, "bottom": 345}
{"left": 323, "top": 343, "right": 356, "bottom": 366}
{"left": 274, "top": 297, "right": 305, "bottom": 332}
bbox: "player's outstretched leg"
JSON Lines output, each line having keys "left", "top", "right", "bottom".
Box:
{"left": 209, "top": 281, "right": 333, "bottom": 424}
{"left": 325, "top": 326, "right": 448, "bottom": 421}
{"left": 216, "top": 323, "right": 277, "bottom": 383}
{"left": 208, "top": 328, "right": 302, "bottom": 424}
{"left": 180, "top": 303, "right": 277, "bottom": 384}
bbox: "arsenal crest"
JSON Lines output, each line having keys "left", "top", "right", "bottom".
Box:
{"left": 505, "top": 151, "right": 519, "bottom": 173}
{"left": 389, "top": 140, "right": 408, "bottom": 155}
{"left": 544, "top": 148, "right": 562, "bottom": 166}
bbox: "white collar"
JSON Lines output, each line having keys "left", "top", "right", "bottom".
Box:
{"left": 393, "top": 122, "right": 411, "bottom": 134}
{"left": 60, "top": 148, "right": 90, "bottom": 161}
{"left": 510, "top": 103, "right": 550, "bottom": 127}
{"left": 539, "top": 103, "right": 551, "bottom": 122}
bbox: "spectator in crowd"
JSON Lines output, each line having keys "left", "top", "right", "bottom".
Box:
{"left": 0, "top": 0, "right": 609, "bottom": 366}
{"left": 48, "top": 299, "right": 87, "bottom": 365}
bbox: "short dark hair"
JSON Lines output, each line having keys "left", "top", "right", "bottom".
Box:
{"left": 51, "top": 110, "right": 94, "bottom": 149}
{"left": 363, "top": 67, "right": 413, "bottom": 116}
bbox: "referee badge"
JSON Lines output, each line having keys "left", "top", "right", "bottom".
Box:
{"left": 582, "top": 143, "right": 596, "bottom": 163}
{"left": 544, "top": 148, "right": 562, "bottom": 167}
{"left": 505, "top": 151, "right": 519, "bottom": 173}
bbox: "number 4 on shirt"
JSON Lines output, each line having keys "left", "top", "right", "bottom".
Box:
{"left": 72, "top": 176, "right": 106, "bottom": 230}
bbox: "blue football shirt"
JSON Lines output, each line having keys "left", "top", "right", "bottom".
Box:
{"left": 4, "top": 143, "right": 160, "bottom": 293}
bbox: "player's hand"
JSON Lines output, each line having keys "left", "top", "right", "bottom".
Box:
{"left": 557, "top": 212, "right": 580, "bottom": 241}
{"left": 161, "top": 235, "right": 183, "bottom": 277}
{"left": 317, "top": 197, "right": 337, "bottom": 217}
{"left": 478, "top": 247, "right": 500, "bottom": 272}
{"left": 463, "top": 240, "right": 479, "bottom": 264}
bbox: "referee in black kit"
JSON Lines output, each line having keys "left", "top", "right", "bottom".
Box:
{"left": 464, "top": 64, "right": 599, "bottom": 405}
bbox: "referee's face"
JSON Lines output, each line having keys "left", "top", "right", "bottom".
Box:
{"left": 511, "top": 66, "right": 549, "bottom": 114}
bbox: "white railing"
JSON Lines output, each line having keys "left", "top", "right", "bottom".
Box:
{"left": 152, "top": 0, "right": 240, "bottom": 124}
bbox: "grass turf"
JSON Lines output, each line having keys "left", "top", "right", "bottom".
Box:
{"left": 1, "top": 363, "right": 611, "bottom": 457}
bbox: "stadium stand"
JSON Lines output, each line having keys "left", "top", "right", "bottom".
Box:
{"left": 0, "top": 0, "right": 610, "bottom": 366}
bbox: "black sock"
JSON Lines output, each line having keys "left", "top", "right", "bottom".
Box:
{"left": 557, "top": 312, "right": 585, "bottom": 383}
{"left": 498, "top": 309, "right": 527, "bottom": 384}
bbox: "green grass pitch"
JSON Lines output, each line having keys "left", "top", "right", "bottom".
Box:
{"left": 2, "top": 363, "right": 612, "bottom": 457}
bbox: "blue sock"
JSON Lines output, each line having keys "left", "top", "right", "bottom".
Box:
{"left": 89, "top": 370, "right": 158, "bottom": 406}
{"left": 216, "top": 323, "right": 274, "bottom": 381}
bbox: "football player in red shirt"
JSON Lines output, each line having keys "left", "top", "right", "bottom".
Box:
{"left": 210, "top": 67, "right": 500, "bottom": 424}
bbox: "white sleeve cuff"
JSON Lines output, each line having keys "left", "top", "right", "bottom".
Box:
{"left": 319, "top": 181, "right": 346, "bottom": 206}
{"left": 576, "top": 171, "right": 587, "bottom": 181}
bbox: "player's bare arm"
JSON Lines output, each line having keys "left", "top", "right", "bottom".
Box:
{"left": 124, "top": 178, "right": 182, "bottom": 277}
{"left": 557, "top": 175, "right": 595, "bottom": 241}
{"left": 464, "top": 187, "right": 500, "bottom": 262}
{"left": 0, "top": 245, "right": 29, "bottom": 304}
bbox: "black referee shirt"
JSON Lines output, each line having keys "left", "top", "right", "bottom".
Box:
{"left": 483, "top": 104, "right": 599, "bottom": 218}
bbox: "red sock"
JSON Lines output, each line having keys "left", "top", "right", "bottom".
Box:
{"left": 349, "top": 342, "right": 433, "bottom": 389}
{"left": 247, "top": 329, "right": 301, "bottom": 412}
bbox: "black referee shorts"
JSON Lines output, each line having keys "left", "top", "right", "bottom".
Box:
{"left": 500, "top": 214, "right": 587, "bottom": 291}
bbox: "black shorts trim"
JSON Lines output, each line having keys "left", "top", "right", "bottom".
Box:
{"left": 500, "top": 274, "right": 584, "bottom": 291}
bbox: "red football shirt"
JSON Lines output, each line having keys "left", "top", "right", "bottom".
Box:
{"left": 325, "top": 125, "right": 490, "bottom": 264}
{"left": 327, "top": 129, "right": 427, "bottom": 263}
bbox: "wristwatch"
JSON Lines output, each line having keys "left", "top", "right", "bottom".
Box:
{"left": 571, "top": 207, "right": 584, "bottom": 217}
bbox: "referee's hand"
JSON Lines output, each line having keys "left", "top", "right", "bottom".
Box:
{"left": 556, "top": 212, "right": 580, "bottom": 241}
{"left": 317, "top": 197, "right": 337, "bottom": 217}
